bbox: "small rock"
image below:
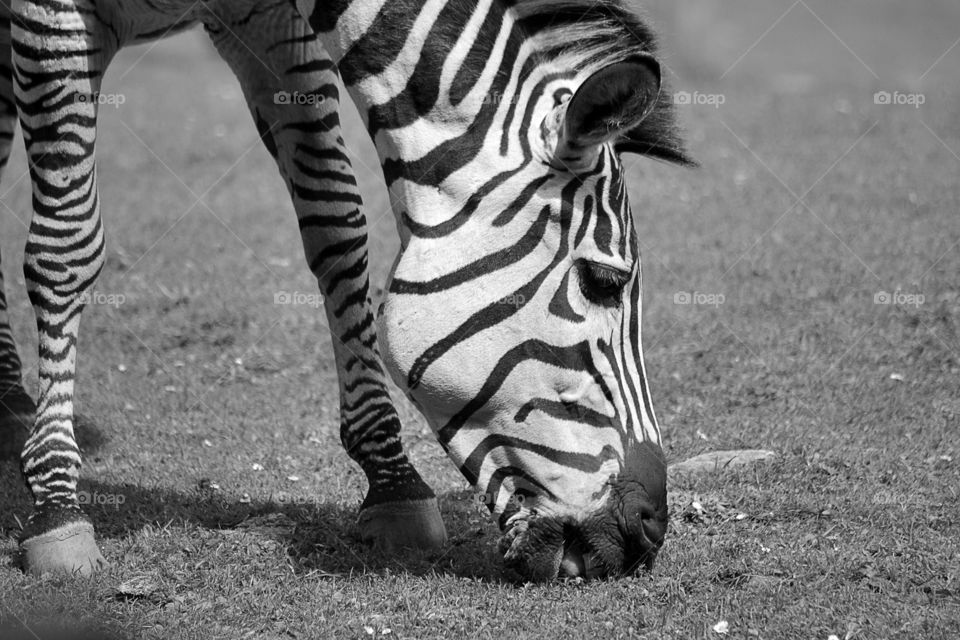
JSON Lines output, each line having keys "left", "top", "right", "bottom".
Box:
{"left": 670, "top": 450, "right": 776, "bottom": 482}
{"left": 713, "top": 620, "right": 729, "bottom": 634}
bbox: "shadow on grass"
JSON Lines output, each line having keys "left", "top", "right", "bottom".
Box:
{"left": 0, "top": 450, "right": 511, "bottom": 583}
{"left": 288, "top": 488, "right": 509, "bottom": 582}
{"left": 0, "top": 402, "right": 511, "bottom": 581}
{"left": 0, "top": 619, "right": 134, "bottom": 640}
{"left": 0, "top": 394, "right": 513, "bottom": 582}
{"left": 0, "top": 411, "right": 109, "bottom": 461}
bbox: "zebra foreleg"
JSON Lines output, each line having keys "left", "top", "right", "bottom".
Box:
{"left": 12, "top": 1, "right": 113, "bottom": 576}
{"left": 206, "top": 7, "right": 446, "bottom": 553}
{"left": 0, "top": 14, "right": 36, "bottom": 459}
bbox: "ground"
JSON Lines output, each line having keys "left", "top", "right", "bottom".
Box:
{"left": 0, "top": 0, "right": 958, "bottom": 638}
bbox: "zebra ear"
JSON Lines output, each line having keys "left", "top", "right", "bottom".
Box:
{"left": 552, "top": 54, "right": 662, "bottom": 167}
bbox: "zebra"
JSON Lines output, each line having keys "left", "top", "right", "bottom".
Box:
{"left": 0, "top": 0, "right": 691, "bottom": 581}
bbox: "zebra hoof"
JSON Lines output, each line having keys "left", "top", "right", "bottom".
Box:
{"left": 20, "top": 520, "right": 107, "bottom": 577}
{"left": 358, "top": 497, "right": 448, "bottom": 553}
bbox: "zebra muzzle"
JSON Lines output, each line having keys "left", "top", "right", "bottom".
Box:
{"left": 498, "top": 515, "right": 610, "bottom": 581}
{"left": 497, "top": 443, "right": 668, "bottom": 581}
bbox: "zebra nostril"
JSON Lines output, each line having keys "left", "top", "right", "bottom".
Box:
{"left": 620, "top": 505, "right": 665, "bottom": 574}
{"left": 639, "top": 506, "right": 667, "bottom": 547}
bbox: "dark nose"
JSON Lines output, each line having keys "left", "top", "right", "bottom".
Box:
{"left": 558, "top": 440, "right": 668, "bottom": 579}
{"left": 623, "top": 498, "right": 667, "bottom": 572}
{"left": 556, "top": 499, "right": 666, "bottom": 579}
{"left": 618, "top": 440, "right": 668, "bottom": 572}
{"left": 502, "top": 441, "right": 668, "bottom": 581}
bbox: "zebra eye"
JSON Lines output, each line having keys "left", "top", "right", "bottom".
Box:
{"left": 579, "top": 261, "right": 630, "bottom": 307}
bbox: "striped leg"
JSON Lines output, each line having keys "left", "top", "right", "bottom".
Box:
{"left": 0, "top": 14, "right": 36, "bottom": 458}
{"left": 206, "top": 7, "right": 446, "bottom": 551}
{"left": 12, "top": 1, "right": 113, "bottom": 575}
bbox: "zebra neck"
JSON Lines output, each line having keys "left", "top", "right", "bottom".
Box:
{"left": 301, "top": 0, "right": 564, "bottom": 233}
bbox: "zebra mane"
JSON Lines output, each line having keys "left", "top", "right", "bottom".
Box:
{"left": 508, "top": 0, "right": 694, "bottom": 166}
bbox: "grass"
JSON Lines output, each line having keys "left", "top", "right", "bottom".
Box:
{"left": 1, "top": 0, "right": 958, "bottom": 637}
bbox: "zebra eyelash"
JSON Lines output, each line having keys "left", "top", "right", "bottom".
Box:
{"left": 578, "top": 261, "right": 630, "bottom": 307}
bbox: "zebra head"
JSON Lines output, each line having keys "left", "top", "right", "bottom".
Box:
{"left": 370, "top": 3, "right": 692, "bottom": 581}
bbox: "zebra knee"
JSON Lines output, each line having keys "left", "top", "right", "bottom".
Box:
{"left": 22, "top": 228, "right": 105, "bottom": 322}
